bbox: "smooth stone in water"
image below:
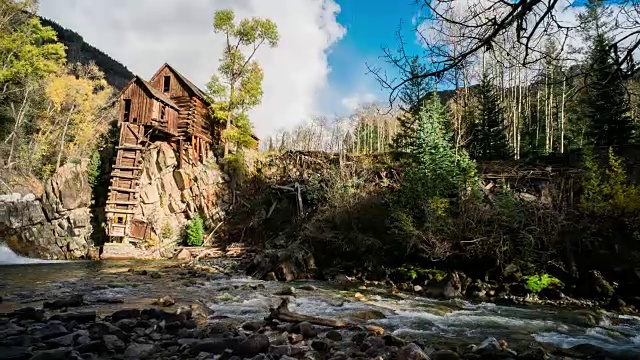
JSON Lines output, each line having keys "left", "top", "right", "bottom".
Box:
{"left": 43, "top": 294, "right": 84, "bottom": 310}
{"left": 397, "top": 343, "right": 429, "bottom": 360}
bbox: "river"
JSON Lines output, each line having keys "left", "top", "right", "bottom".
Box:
{"left": 1, "top": 244, "right": 639, "bottom": 358}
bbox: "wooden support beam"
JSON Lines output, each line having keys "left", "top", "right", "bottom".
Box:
{"left": 106, "top": 200, "right": 139, "bottom": 205}
{"left": 116, "top": 145, "right": 144, "bottom": 150}
{"left": 105, "top": 209, "right": 136, "bottom": 215}
{"left": 108, "top": 186, "right": 139, "bottom": 193}
{"left": 113, "top": 165, "right": 143, "bottom": 170}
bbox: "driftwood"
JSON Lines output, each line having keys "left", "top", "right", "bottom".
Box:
{"left": 266, "top": 298, "right": 384, "bottom": 334}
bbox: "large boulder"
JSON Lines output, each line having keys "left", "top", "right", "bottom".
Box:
{"left": 1, "top": 160, "right": 94, "bottom": 260}
{"left": 0, "top": 193, "right": 46, "bottom": 228}
{"left": 42, "top": 160, "right": 91, "bottom": 218}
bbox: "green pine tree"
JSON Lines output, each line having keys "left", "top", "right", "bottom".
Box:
{"left": 471, "top": 71, "right": 510, "bottom": 159}
{"left": 577, "top": 0, "right": 633, "bottom": 146}
{"left": 393, "top": 57, "right": 432, "bottom": 151}
{"left": 403, "top": 92, "right": 477, "bottom": 199}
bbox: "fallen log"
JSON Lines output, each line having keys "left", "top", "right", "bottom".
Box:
{"left": 266, "top": 298, "right": 384, "bottom": 335}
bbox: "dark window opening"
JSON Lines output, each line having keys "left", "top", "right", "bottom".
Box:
{"left": 132, "top": 117, "right": 138, "bottom": 124}
{"left": 123, "top": 99, "right": 131, "bottom": 122}
{"left": 115, "top": 216, "right": 124, "bottom": 224}
{"left": 160, "top": 105, "right": 166, "bottom": 121}
{"left": 163, "top": 76, "right": 171, "bottom": 93}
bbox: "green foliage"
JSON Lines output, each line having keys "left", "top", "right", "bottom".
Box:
{"left": 393, "top": 57, "right": 432, "bottom": 151}
{"left": 470, "top": 70, "right": 510, "bottom": 159}
{"left": 394, "top": 265, "right": 447, "bottom": 283}
{"left": 580, "top": 148, "right": 640, "bottom": 215}
{"left": 388, "top": 93, "right": 479, "bottom": 259}
{"left": 577, "top": 0, "right": 633, "bottom": 146}
{"left": 161, "top": 222, "right": 174, "bottom": 240}
{"left": 225, "top": 151, "right": 249, "bottom": 185}
{"left": 523, "top": 274, "right": 564, "bottom": 293}
{"left": 87, "top": 150, "right": 101, "bottom": 188}
{"left": 185, "top": 215, "right": 204, "bottom": 247}
{"left": 208, "top": 9, "right": 279, "bottom": 154}
{"left": 0, "top": 15, "right": 66, "bottom": 85}
{"left": 398, "top": 92, "right": 478, "bottom": 206}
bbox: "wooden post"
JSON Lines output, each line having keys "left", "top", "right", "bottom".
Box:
{"left": 179, "top": 139, "right": 184, "bottom": 169}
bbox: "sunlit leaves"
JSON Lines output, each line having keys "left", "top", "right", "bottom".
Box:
{"left": 213, "top": 10, "right": 235, "bottom": 34}
{"left": 0, "top": 17, "right": 65, "bottom": 85}
{"left": 208, "top": 9, "right": 279, "bottom": 152}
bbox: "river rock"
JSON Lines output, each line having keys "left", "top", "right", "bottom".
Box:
{"left": 45, "top": 332, "right": 76, "bottom": 347}
{"left": 430, "top": 350, "right": 460, "bottom": 360}
{"left": 269, "top": 345, "right": 307, "bottom": 356}
{"left": 241, "top": 320, "right": 266, "bottom": 332}
{"left": 311, "top": 339, "right": 332, "bottom": 352}
{"left": 190, "top": 338, "right": 238, "bottom": 355}
{"left": 292, "top": 322, "right": 317, "bottom": 338}
{"left": 325, "top": 330, "right": 342, "bottom": 341}
{"left": 48, "top": 311, "right": 96, "bottom": 324}
{"left": 124, "top": 343, "right": 155, "bottom": 359}
{"left": 383, "top": 334, "right": 406, "bottom": 347}
{"left": 424, "top": 273, "right": 461, "bottom": 299}
{"left": 111, "top": 309, "right": 141, "bottom": 321}
{"left": 43, "top": 294, "right": 84, "bottom": 309}
{"left": 0, "top": 346, "right": 32, "bottom": 360}
{"left": 236, "top": 334, "right": 270, "bottom": 357}
{"left": 103, "top": 334, "right": 126, "bottom": 352}
{"left": 31, "top": 322, "right": 68, "bottom": 340}
{"left": 10, "top": 307, "right": 45, "bottom": 322}
{"left": 361, "top": 336, "right": 386, "bottom": 351}
{"left": 75, "top": 340, "right": 104, "bottom": 354}
{"left": 152, "top": 296, "right": 176, "bottom": 307}
{"left": 29, "top": 349, "right": 72, "bottom": 360}
{"left": 274, "top": 287, "right": 295, "bottom": 296}
{"left": 397, "top": 343, "right": 429, "bottom": 360}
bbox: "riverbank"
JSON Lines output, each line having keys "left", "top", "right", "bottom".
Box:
{"left": 1, "top": 255, "right": 640, "bottom": 359}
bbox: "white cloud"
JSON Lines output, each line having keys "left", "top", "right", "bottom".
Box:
{"left": 38, "top": 0, "right": 346, "bottom": 138}
{"left": 341, "top": 93, "right": 377, "bottom": 112}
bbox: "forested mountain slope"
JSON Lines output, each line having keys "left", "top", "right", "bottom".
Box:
{"left": 39, "top": 17, "right": 133, "bottom": 90}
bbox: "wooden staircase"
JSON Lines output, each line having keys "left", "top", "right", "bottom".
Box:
{"left": 105, "top": 122, "right": 146, "bottom": 240}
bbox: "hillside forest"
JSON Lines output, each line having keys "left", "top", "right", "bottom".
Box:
{"left": 2, "top": 0, "right": 640, "bottom": 307}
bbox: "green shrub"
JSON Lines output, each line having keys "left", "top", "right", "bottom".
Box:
{"left": 161, "top": 222, "right": 174, "bottom": 240}
{"left": 87, "top": 150, "right": 101, "bottom": 188}
{"left": 580, "top": 147, "right": 640, "bottom": 216}
{"left": 185, "top": 215, "right": 204, "bottom": 246}
{"left": 522, "top": 274, "right": 564, "bottom": 293}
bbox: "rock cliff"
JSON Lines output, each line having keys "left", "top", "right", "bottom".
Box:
{"left": 1, "top": 142, "right": 232, "bottom": 260}
{"left": 101, "top": 142, "right": 232, "bottom": 259}
{"left": 0, "top": 160, "right": 95, "bottom": 259}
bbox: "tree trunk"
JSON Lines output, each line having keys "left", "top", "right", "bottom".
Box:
{"left": 56, "top": 104, "right": 76, "bottom": 169}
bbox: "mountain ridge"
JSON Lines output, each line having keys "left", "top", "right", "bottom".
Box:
{"left": 39, "top": 16, "right": 134, "bottom": 91}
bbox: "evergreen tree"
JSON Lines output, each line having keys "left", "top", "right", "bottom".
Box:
{"left": 577, "top": 0, "right": 633, "bottom": 146}
{"left": 470, "top": 71, "right": 510, "bottom": 159}
{"left": 392, "top": 57, "right": 432, "bottom": 151}
{"left": 403, "top": 92, "right": 476, "bottom": 199}
{"left": 267, "top": 136, "right": 275, "bottom": 152}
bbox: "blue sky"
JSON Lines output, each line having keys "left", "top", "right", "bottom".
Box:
{"left": 320, "top": 0, "right": 423, "bottom": 113}
{"left": 39, "top": 0, "right": 427, "bottom": 135}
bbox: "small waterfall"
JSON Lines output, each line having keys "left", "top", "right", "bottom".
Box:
{"left": 0, "top": 243, "right": 65, "bottom": 265}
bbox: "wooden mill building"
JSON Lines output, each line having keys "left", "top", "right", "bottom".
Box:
{"left": 104, "top": 63, "right": 220, "bottom": 241}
